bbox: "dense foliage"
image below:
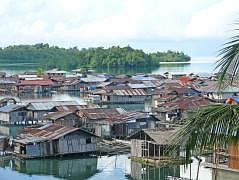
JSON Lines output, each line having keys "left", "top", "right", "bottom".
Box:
{"left": 0, "top": 43, "right": 190, "bottom": 70}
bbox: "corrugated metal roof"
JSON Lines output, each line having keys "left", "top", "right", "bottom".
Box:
{"left": 0, "top": 104, "right": 25, "bottom": 113}
{"left": 55, "top": 104, "right": 99, "bottom": 112}
{"left": 96, "top": 82, "right": 113, "bottom": 88}
{"left": 81, "top": 75, "right": 107, "bottom": 83}
{"left": 27, "top": 101, "right": 79, "bottom": 111}
{"left": 46, "top": 69, "right": 67, "bottom": 74}
{"left": 17, "top": 124, "right": 96, "bottom": 144}
{"left": 14, "top": 136, "right": 47, "bottom": 144}
{"left": 44, "top": 111, "right": 73, "bottom": 120}
{"left": 0, "top": 97, "right": 19, "bottom": 103}
{"left": 131, "top": 75, "right": 157, "bottom": 81}
{"left": 79, "top": 108, "right": 130, "bottom": 122}
{"left": 159, "top": 97, "right": 210, "bottom": 110}
{"left": 143, "top": 80, "right": 163, "bottom": 87}
{"left": 0, "top": 80, "right": 16, "bottom": 84}
{"left": 63, "top": 78, "right": 81, "bottom": 86}
{"left": 112, "top": 89, "right": 147, "bottom": 96}
{"left": 128, "top": 81, "right": 163, "bottom": 89}
{"left": 19, "top": 80, "right": 53, "bottom": 86}
{"left": 128, "top": 83, "right": 148, "bottom": 89}
{"left": 18, "top": 75, "right": 38, "bottom": 78}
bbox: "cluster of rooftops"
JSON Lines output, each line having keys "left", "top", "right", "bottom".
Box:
{"left": 0, "top": 70, "right": 238, "bottom": 158}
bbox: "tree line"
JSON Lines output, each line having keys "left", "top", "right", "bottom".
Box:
{"left": 0, "top": 43, "right": 190, "bottom": 70}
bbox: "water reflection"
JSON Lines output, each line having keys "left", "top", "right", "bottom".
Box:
{"left": 0, "top": 155, "right": 213, "bottom": 180}
{"left": 130, "top": 161, "right": 180, "bottom": 180}
{"left": 95, "top": 66, "right": 159, "bottom": 75}
{"left": 0, "top": 61, "right": 215, "bottom": 76}
{"left": 152, "top": 62, "right": 215, "bottom": 75}
{"left": 211, "top": 167, "right": 239, "bottom": 180}
{"left": 0, "top": 156, "right": 98, "bottom": 180}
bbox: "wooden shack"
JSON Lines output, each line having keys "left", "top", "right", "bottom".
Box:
{"left": 0, "top": 97, "right": 17, "bottom": 108}
{"left": 129, "top": 129, "right": 178, "bottom": 160}
{"left": 127, "top": 112, "right": 158, "bottom": 135}
{"left": 0, "top": 104, "right": 27, "bottom": 124}
{"left": 26, "top": 101, "right": 79, "bottom": 123}
{"left": 0, "top": 135, "right": 8, "bottom": 152}
{"left": 0, "top": 79, "right": 17, "bottom": 93}
{"left": 17, "top": 79, "right": 54, "bottom": 93}
{"left": 44, "top": 111, "right": 81, "bottom": 127}
{"left": 102, "top": 88, "right": 150, "bottom": 104}
{"left": 77, "top": 108, "right": 130, "bottom": 138}
{"left": 13, "top": 124, "right": 98, "bottom": 158}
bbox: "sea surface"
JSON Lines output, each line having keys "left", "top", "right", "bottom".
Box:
{"left": 0, "top": 154, "right": 212, "bottom": 180}
{"left": 0, "top": 57, "right": 216, "bottom": 179}
{"left": 0, "top": 57, "right": 217, "bottom": 76}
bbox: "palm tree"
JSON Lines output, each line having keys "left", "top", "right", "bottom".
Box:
{"left": 170, "top": 28, "right": 239, "bottom": 178}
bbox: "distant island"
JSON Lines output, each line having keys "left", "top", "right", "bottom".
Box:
{"left": 0, "top": 43, "right": 190, "bottom": 70}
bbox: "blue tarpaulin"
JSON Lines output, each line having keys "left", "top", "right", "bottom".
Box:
{"left": 234, "top": 96, "right": 239, "bottom": 103}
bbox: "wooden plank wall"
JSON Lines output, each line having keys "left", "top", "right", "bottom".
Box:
{"left": 228, "top": 142, "right": 239, "bottom": 169}
{"left": 58, "top": 133, "right": 97, "bottom": 154}
{"left": 131, "top": 139, "right": 143, "bottom": 157}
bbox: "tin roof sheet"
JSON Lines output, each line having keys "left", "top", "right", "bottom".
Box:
{"left": 112, "top": 89, "right": 147, "bottom": 96}
{"left": 27, "top": 101, "right": 79, "bottom": 111}
{"left": 0, "top": 104, "right": 25, "bottom": 113}
{"left": 81, "top": 75, "right": 107, "bottom": 83}
{"left": 131, "top": 75, "right": 157, "bottom": 81}
{"left": 19, "top": 79, "right": 53, "bottom": 86}
{"left": 18, "top": 124, "right": 96, "bottom": 143}
{"left": 79, "top": 108, "right": 130, "bottom": 122}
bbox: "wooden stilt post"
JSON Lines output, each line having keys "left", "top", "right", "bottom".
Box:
{"left": 159, "top": 145, "right": 160, "bottom": 160}
{"left": 154, "top": 143, "right": 156, "bottom": 159}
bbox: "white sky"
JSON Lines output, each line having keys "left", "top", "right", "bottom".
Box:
{"left": 0, "top": 0, "right": 239, "bottom": 56}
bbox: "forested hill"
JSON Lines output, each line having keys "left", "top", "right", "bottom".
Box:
{"left": 0, "top": 43, "right": 190, "bottom": 70}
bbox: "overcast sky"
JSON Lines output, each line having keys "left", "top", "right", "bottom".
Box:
{"left": 0, "top": 0, "right": 239, "bottom": 57}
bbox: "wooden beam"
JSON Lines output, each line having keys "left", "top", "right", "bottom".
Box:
{"left": 154, "top": 143, "right": 156, "bottom": 158}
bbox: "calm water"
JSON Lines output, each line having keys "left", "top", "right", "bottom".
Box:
{"left": 0, "top": 155, "right": 212, "bottom": 180}
{"left": 0, "top": 58, "right": 216, "bottom": 76}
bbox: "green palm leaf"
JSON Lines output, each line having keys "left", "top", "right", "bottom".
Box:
{"left": 171, "top": 104, "right": 239, "bottom": 163}
{"left": 216, "top": 30, "right": 239, "bottom": 88}
{"left": 170, "top": 28, "right": 239, "bottom": 165}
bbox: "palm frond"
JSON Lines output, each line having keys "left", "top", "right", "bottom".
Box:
{"left": 216, "top": 31, "right": 239, "bottom": 89}
{"left": 170, "top": 104, "right": 239, "bottom": 163}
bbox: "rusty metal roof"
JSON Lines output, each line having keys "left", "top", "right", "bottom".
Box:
{"left": 159, "top": 96, "right": 210, "bottom": 111}
{"left": 55, "top": 104, "right": 99, "bottom": 112}
{"left": 79, "top": 108, "right": 130, "bottom": 122}
{"left": 44, "top": 111, "right": 73, "bottom": 120}
{"left": 17, "top": 124, "right": 96, "bottom": 144}
{"left": 19, "top": 79, "right": 54, "bottom": 86}
{"left": 112, "top": 88, "right": 147, "bottom": 96}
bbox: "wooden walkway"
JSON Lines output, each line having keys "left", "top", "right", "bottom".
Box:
{"left": 97, "top": 139, "right": 130, "bottom": 155}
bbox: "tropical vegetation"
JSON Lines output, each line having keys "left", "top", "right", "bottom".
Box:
{"left": 0, "top": 44, "right": 190, "bottom": 70}
{"left": 171, "top": 28, "right": 239, "bottom": 170}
